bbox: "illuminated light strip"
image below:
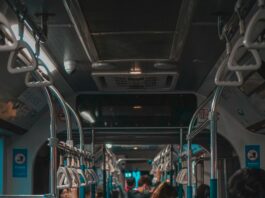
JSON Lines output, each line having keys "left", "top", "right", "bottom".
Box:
{"left": 11, "top": 24, "right": 56, "bottom": 73}
{"left": 80, "top": 111, "right": 95, "bottom": 124}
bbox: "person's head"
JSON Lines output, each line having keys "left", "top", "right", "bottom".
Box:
{"left": 126, "top": 177, "right": 136, "bottom": 191}
{"left": 228, "top": 168, "right": 265, "bottom": 198}
{"left": 138, "top": 175, "right": 152, "bottom": 193}
{"left": 96, "top": 186, "right": 104, "bottom": 198}
{"left": 197, "top": 184, "right": 210, "bottom": 198}
{"left": 151, "top": 182, "right": 177, "bottom": 198}
{"left": 138, "top": 175, "right": 152, "bottom": 187}
{"left": 60, "top": 188, "right": 79, "bottom": 198}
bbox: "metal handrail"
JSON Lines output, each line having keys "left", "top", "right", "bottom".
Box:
{"left": 244, "top": 0, "right": 265, "bottom": 49}
{"left": 215, "top": 57, "right": 243, "bottom": 86}
{"left": 0, "top": 13, "right": 18, "bottom": 51}
{"left": 228, "top": 37, "right": 261, "bottom": 71}
{"left": 186, "top": 87, "right": 223, "bottom": 198}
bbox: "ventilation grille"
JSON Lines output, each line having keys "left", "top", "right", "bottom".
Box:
{"left": 92, "top": 73, "right": 178, "bottom": 91}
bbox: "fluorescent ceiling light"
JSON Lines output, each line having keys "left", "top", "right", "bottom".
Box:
{"left": 130, "top": 62, "right": 142, "bottom": 75}
{"left": 133, "top": 105, "right": 142, "bottom": 109}
{"left": 80, "top": 110, "right": 95, "bottom": 124}
{"left": 11, "top": 25, "right": 56, "bottom": 73}
{"left": 106, "top": 144, "right": 112, "bottom": 149}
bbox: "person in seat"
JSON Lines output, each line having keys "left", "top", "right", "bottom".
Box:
{"left": 228, "top": 168, "right": 265, "bottom": 198}
{"left": 151, "top": 182, "right": 177, "bottom": 198}
{"left": 129, "top": 175, "right": 152, "bottom": 198}
{"left": 196, "top": 184, "right": 210, "bottom": 198}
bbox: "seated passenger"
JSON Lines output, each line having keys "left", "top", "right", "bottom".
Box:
{"left": 129, "top": 175, "right": 152, "bottom": 198}
{"left": 228, "top": 168, "right": 265, "bottom": 198}
{"left": 126, "top": 177, "right": 138, "bottom": 198}
{"left": 96, "top": 186, "right": 104, "bottom": 198}
{"left": 151, "top": 182, "right": 177, "bottom": 198}
{"left": 196, "top": 184, "right": 210, "bottom": 198}
{"left": 126, "top": 177, "right": 136, "bottom": 192}
{"left": 59, "top": 188, "right": 79, "bottom": 198}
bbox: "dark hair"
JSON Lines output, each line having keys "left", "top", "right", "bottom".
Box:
{"left": 151, "top": 182, "right": 177, "bottom": 198}
{"left": 138, "top": 175, "right": 152, "bottom": 187}
{"left": 197, "top": 184, "right": 210, "bottom": 198}
{"left": 126, "top": 177, "right": 136, "bottom": 187}
{"left": 228, "top": 168, "right": 265, "bottom": 198}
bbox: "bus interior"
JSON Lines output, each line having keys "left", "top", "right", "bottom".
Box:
{"left": 0, "top": 0, "right": 265, "bottom": 197}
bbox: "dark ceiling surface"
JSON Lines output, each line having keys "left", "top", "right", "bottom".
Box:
{"left": 9, "top": 0, "right": 238, "bottom": 92}
{"left": 77, "top": 93, "right": 197, "bottom": 127}
{"left": 2, "top": 0, "right": 256, "bottom": 137}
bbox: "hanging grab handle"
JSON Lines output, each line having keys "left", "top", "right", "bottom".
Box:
{"left": 7, "top": 13, "right": 37, "bottom": 74}
{"left": 228, "top": 37, "right": 262, "bottom": 71}
{"left": 215, "top": 57, "right": 243, "bottom": 86}
{"left": 0, "top": 13, "right": 18, "bottom": 51}
{"left": 7, "top": 40, "right": 37, "bottom": 74}
{"left": 77, "top": 168, "right": 88, "bottom": 187}
{"left": 57, "top": 167, "right": 72, "bottom": 189}
{"left": 57, "top": 155, "right": 72, "bottom": 189}
{"left": 244, "top": 7, "right": 265, "bottom": 49}
{"left": 25, "top": 59, "right": 53, "bottom": 87}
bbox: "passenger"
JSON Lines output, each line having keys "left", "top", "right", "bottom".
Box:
{"left": 134, "top": 175, "right": 152, "bottom": 198}
{"left": 228, "top": 168, "right": 265, "bottom": 198}
{"left": 59, "top": 188, "right": 79, "bottom": 198}
{"left": 126, "top": 177, "right": 138, "bottom": 198}
{"left": 151, "top": 182, "right": 177, "bottom": 198}
{"left": 152, "top": 169, "right": 161, "bottom": 188}
{"left": 196, "top": 184, "right": 210, "bottom": 198}
{"left": 96, "top": 186, "right": 104, "bottom": 198}
{"left": 126, "top": 177, "right": 136, "bottom": 192}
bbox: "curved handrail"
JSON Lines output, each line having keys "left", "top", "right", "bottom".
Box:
{"left": 244, "top": 6, "right": 265, "bottom": 49}
{"left": 215, "top": 57, "right": 243, "bottom": 86}
{"left": 228, "top": 37, "right": 261, "bottom": 71}
{"left": 49, "top": 86, "right": 72, "bottom": 142}
{"left": 0, "top": 13, "right": 18, "bottom": 51}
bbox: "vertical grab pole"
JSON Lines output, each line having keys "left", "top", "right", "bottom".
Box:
{"left": 223, "top": 159, "right": 228, "bottom": 198}
{"left": 187, "top": 133, "right": 193, "bottom": 198}
{"left": 65, "top": 103, "right": 85, "bottom": 198}
{"left": 43, "top": 88, "right": 57, "bottom": 198}
{"left": 170, "top": 145, "right": 173, "bottom": 185}
{"left": 210, "top": 87, "right": 223, "bottom": 198}
{"left": 187, "top": 93, "right": 214, "bottom": 198}
{"left": 178, "top": 128, "right": 183, "bottom": 198}
{"left": 103, "top": 145, "right": 107, "bottom": 198}
{"left": 91, "top": 127, "right": 96, "bottom": 198}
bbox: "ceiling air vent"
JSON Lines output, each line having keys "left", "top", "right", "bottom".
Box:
{"left": 92, "top": 72, "right": 178, "bottom": 91}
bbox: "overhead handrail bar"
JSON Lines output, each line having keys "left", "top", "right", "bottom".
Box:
{"left": 0, "top": 13, "right": 18, "bottom": 51}
{"left": 244, "top": 0, "right": 265, "bottom": 49}
{"left": 7, "top": 11, "right": 37, "bottom": 74}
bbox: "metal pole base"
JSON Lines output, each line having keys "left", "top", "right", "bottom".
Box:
{"left": 210, "top": 179, "right": 218, "bottom": 198}
{"left": 187, "top": 186, "right": 193, "bottom": 198}
{"left": 178, "top": 184, "right": 183, "bottom": 198}
{"left": 79, "top": 165, "right": 86, "bottom": 198}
